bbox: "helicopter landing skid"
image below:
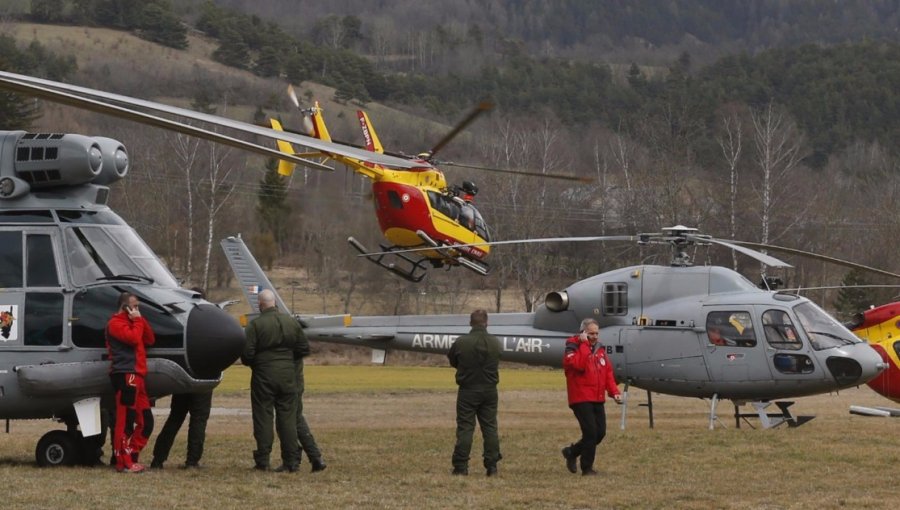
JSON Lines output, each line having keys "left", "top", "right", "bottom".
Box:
{"left": 348, "top": 237, "right": 428, "bottom": 283}
{"left": 415, "top": 230, "right": 490, "bottom": 276}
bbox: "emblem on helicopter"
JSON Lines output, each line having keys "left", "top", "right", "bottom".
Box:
{"left": 0, "top": 305, "right": 17, "bottom": 340}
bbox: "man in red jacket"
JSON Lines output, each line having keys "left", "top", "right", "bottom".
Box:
{"left": 106, "top": 292, "right": 156, "bottom": 473}
{"left": 561, "top": 318, "right": 622, "bottom": 476}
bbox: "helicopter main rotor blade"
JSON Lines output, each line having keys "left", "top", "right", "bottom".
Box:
{"left": 727, "top": 239, "right": 900, "bottom": 279}
{"left": 437, "top": 160, "right": 593, "bottom": 182}
{"left": 360, "top": 235, "right": 637, "bottom": 257}
{"left": 0, "top": 72, "right": 333, "bottom": 172}
{"left": 691, "top": 236, "right": 793, "bottom": 268}
{"left": 426, "top": 101, "right": 493, "bottom": 159}
{"left": 0, "top": 70, "right": 426, "bottom": 171}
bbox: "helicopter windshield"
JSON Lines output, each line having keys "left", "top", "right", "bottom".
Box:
{"left": 461, "top": 203, "right": 491, "bottom": 242}
{"left": 65, "top": 226, "right": 177, "bottom": 287}
{"left": 793, "top": 302, "right": 861, "bottom": 350}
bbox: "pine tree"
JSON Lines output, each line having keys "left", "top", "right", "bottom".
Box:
{"left": 257, "top": 159, "right": 291, "bottom": 252}
{"left": 833, "top": 269, "right": 874, "bottom": 322}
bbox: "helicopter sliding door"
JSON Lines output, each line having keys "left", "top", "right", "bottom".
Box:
{"left": 0, "top": 228, "right": 66, "bottom": 349}
{"left": 701, "top": 308, "right": 774, "bottom": 384}
{"left": 760, "top": 307, "right": 819, "bottom": 381}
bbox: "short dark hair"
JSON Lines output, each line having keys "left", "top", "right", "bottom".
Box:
{"left": 470, "top": 309, "right": 488, "bottom": 327}
{"left": 117, "top": 292, "right": 134, "bottom": 310}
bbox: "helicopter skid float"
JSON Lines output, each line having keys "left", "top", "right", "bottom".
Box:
{"left": 221, "top": 230, "right": 892, "bottom": 429}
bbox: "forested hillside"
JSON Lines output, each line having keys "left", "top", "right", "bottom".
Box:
{"left": 2, "top": 1, "right": 900, "bottom": 318}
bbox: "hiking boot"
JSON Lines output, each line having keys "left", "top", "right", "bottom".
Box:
{"left": 451, "top": 467, "right": 468, "bottom": 476}
{"left": 562, "top": 446, "right": 577, "bottom": 474}
{"left": 311, "top": 459, "right": 327, "bottom": 473}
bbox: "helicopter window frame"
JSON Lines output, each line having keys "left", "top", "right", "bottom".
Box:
{"left": 0, "top": 230, "right": 24, "bottom": 288}
{"left": 602, "top": 283, "right": 628, "bottom": 316}
{"left": 793, "top": 302, "right": 860, "bottom": 351}
{"left": 705, "top": 311, "right": 758, "bottom": 348}
{"left": 762, "top": 309, "right": 803, "bottom": 351}
{"left": 26, "top": 233, "right": 60, "bottom": 288}
{"left": 63, "top": 226, "right": 178, "bottom": 288}
{"left": 772, "top": 353, "right": 815, "bottom": 374}
{"left": 23, "top": 292, "right": 64, "bottom": 347}
{"left": 386, "top": 190, "right": 404, "bottom": 209}
{"left": 0, "top": 210, "right": 54, "bottom": 224}
{"left": 426, "top": 191, "right": 461, "bottom": 221}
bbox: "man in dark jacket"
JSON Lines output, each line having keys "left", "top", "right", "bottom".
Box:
{"left": 106, "top": 292, "right": 156, "bottom": 473}
{"left": 561, "top": 318, "right": 622, "bottom": 476}
{"left": 242, "top": 289, "right": 304, "bottom": 472}
{"left": 447, "top": 309, "right": 501, "bottom": 476}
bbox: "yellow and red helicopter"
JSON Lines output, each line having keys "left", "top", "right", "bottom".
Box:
{"left": 848, "top": 302, "right": 900, "bottom": 404}
{"left": 270, "top": 85, "right": 589, "bottom": 282}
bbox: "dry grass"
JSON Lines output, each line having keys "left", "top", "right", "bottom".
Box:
{"left": 2, "top": 366, "right": 898, "bottom": 509}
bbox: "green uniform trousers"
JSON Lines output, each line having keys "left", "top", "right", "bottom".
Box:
{"left": 152, "top": 391, "right": 212, "bottom": 466}
{"left": 251, "top": 364, "right": 299, "bottom": 468}
{"left": 452, "top": 387, "right": 500, "bottom": 470}
{"left": 295, "top": 363, "right": 322, "bottom": 463}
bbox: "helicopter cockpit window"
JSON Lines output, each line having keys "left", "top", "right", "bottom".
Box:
{"left": 72, "top": 286, "right": 183, "bottom": 349}
{"left": 23, "top": 293, "right": 63, "bottom": 346}
{"left": 794, "top": 302, "right": 861, "bottom": 351}
{"left": 603, "top": 283, "right": 628, "bottom": 315}
{"left": 26, "top": 234, "right": 59, "bottom": 287}
{"left": 706, "top": 311, "right": 757, "bottom": 347}
{"left": 0, "top": 231, "right": 23, "bottom": 288}
{"left": 65, "top": 227, "right": 177, "bottom": 288}
{"left": 762, "top": 310, "right": 802, "bottom": 350}
{"left": 467, "top": 205, "right": 491, "bottom": 241}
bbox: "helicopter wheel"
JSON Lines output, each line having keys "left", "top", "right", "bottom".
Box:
{"left": 35, "top": 430, "right": 82, "bottom": 467}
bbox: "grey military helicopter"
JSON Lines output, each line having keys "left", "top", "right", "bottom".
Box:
{"left": 222, "top": 227, "right": 894, "bottom": 429}
{"left": 0, "top": 75, "right": 251, "bottom": 466}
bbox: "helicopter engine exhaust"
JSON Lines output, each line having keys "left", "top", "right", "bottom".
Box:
{"left": 545, "top": 291, "right": 569, "bottom": 312}
{"left": 92, "top": 137, "right": 129, "bottom": 184}
{"left": 1, "top": 132, "right": 129, "bottom": 193}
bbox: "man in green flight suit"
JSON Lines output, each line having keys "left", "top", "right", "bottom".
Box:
{"left": 242, "top": 289, "right": 306, "bottom": 472}
{"left": 294, "top": 333, "right": 327, "bottom": 472}
{"left": 448, "top": 309, "right": 502, "bottom": 476}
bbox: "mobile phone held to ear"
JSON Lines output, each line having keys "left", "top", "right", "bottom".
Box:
{"left": 579, "top": 331, "right": 587, "bottom": 342}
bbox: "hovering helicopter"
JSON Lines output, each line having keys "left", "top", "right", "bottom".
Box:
{"left": 222, "top": 226, "right": 896, "bottom": 429}
{"left": 0, "top": 70, "right": 586, "bottom": 283}
{"left": 0, "top": 71, "right": 264, "bottom": 467}
{"left": 270, "top": 85, "right": 590, "bottom": 282}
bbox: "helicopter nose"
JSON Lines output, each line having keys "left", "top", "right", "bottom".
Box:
{"left": 825, "top": 343, "right": 886, "bottom": 387}
{"left": 184, "top": 304, "right": 246, "bottom": 379}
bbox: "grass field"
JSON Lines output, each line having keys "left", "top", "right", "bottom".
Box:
{"left": 2, "top": 366, "right": 898, "bottom": 509}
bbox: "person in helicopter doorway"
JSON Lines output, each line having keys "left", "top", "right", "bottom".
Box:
{"left": 561, "top": 318, "right": 622, "bottom": 476}
{"left": 150, "top": 288, "right": 214, "bottom": 470}
{"left": 106, "top": 292, "right": 156, "bottom": 473}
